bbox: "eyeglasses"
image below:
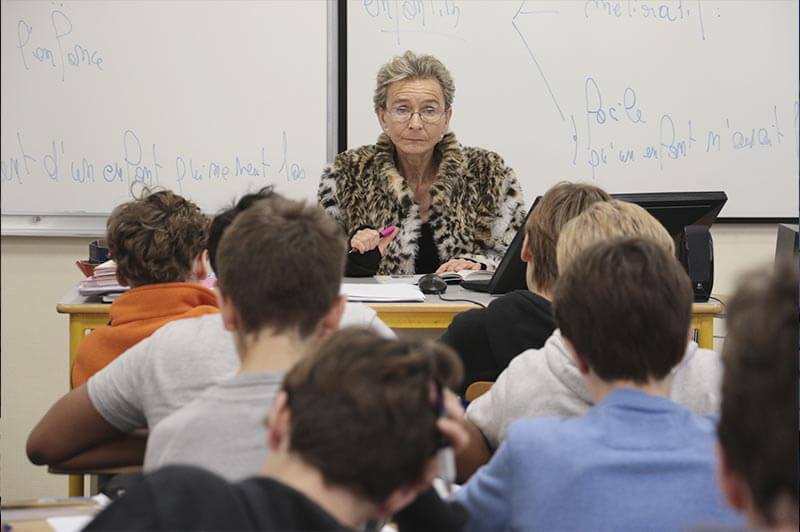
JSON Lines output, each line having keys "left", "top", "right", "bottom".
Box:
{"left": 386, "top": 105, "right": 446, "bottom": 124}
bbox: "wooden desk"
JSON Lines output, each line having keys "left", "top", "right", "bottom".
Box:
{"left": 57, "top": 284, "right": 722, "bottom": 357}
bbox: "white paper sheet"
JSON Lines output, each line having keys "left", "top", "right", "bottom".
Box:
{"left": 341, "top": 283, "right": 425, "bottom": 302}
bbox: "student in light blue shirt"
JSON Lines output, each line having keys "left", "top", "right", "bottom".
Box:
{"left": 454, "top": 238, "right": 743, "bottom": 532}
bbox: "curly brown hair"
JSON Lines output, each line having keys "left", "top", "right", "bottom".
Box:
{"left": 106, "top": 189, "right": 209, "bottom": 287}
{"left": 281, "top": 328, "right": 463, "bottom": 503}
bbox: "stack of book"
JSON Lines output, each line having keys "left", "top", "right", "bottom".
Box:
{"left": 78, "top": 260, "right": 128, "bottom": 297}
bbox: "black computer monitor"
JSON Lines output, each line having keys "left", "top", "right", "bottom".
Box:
{"left": 612, "top": 191, "right": 728, "bottom": 248}
{"left": 462, "top": 191, "right": 728, "bottom": 295}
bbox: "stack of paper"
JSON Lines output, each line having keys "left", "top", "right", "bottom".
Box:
{"left": 341, "top": 283, "right": 425, "bottom": 302}
{"left": 78, "top": 260, "right": 128, "bottom": 296}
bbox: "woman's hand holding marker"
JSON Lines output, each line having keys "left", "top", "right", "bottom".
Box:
{"left": 349, "top": 225, "right": 399, "bottom": 255}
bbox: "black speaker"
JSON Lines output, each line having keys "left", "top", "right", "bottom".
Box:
{"left": 679, "top": 225, "right": 714, "bottom": 302}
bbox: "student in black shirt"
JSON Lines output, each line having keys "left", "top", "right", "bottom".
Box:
{"left": 441, "top": 182, "right": 611, "bottom": 394}
{"left": 85, "top": 329, "right": 468, "bottom": 532}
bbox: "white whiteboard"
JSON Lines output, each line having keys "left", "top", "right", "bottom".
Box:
{"left": 1, "top": 0, "right": 331, "bottom": 234}
{"left": 348, "top": 0, "right": 799, "bottom": 219}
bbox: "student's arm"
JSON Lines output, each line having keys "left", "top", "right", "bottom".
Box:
{"left": 27, "top": 385, "right": 123, "bottom": 465}
{"left": 455, "top": 419, "right": 492, "bottom": 483}
{"left": 28, "top": 337, "right": 150, "bottom": 466}
{"left": 455, "top": 356, "right": 522, "bottom": 481}
{"left": 452, "top": 438, "right": 514, "bottom": 532}
{"left": 49, "top": 431, "right": 147, "bottom": 471}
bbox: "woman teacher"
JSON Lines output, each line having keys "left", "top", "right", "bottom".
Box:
{"left": 318, "top": 51, "right": 526, "bottom": 276}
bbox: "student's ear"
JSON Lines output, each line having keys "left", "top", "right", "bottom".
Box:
{"left": 216, "top": 289, "right": 240, "bottom": 332}
{"left": 115, "top": 273, "right": 130, "bottom": 288}
{"left": 266, "top": 391, "right": 292, "bottom": 453}
{"left": 190, "top": 251, "right": 209, "bottom": 282}
{"left": 318, "top": 295, "right": 347, "bottom": 339}
{"left": 520, "top": 233, "right": 532, "bottom": 262}
{"left": 375, "top": 457, "right": 437, "bottom": 518}
{"left": 562, "top": 337, "right": 591, "bottom": 375}
{"left": 716, "top": 442, "right": 749, "bottom": 513}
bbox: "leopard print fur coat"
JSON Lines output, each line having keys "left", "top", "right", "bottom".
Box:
{"left": 318, "top": 132, "right": 526, "bottom": 275}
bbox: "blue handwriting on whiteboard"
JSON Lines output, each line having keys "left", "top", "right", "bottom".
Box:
{"left": 584, "top": 0, "right": 709, "bottom": 41}
{"left": 364, "top": 0, "right": 462, "bottom": 45}
{"left": 15, "top": 7, "right": 104, "bottom": 81}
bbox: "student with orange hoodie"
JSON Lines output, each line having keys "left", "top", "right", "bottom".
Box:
{"left": 71, "top": 189, "right": 218, "bottom": 387}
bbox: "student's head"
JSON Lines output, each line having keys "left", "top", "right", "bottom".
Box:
{"left": 523, "top": 182, "right": 610, "bottom": 295}
{"left": 554, "top": 238, "right": 692, "bottom": 384}
{"left": 556, "top": 199, "right": 675, "bottom": 273}
{"left": 267, "top": 328, "right": 463, "bottom": 516}
{"left": 106, "top": 189, "right": 209, "bottom": 288}
{"left": 207, "top": 186, "right": 275, "bottom": 274}
{"left": 716, "top": 263, "right": 798, "bottom": 529}
{"left": 215, "top": 194, "right": 346, "bottom": 340}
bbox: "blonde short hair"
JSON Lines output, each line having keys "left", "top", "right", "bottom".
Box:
{"left": 373, "top": 51, "right": 455, "bottom": 110}
{"left": 557, "top": 200, "right": 675, "bottom": 272}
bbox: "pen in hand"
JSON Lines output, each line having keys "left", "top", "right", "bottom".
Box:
{"left": 349, "top": 225, "right": 398, "bottom": 254}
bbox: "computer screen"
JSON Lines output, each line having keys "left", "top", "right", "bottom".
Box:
{"left": 463, "top": 191, "right": 728, "bottom": 295}
{"left": 612, "top": 191, "right": 728, "bottom": 243}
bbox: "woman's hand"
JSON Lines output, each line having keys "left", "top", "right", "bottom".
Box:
{"left": 436, "top": 258, "right": 482, "bottom": 273}
{"left": 350, "top": 226, "right": 398, "bottom": 255}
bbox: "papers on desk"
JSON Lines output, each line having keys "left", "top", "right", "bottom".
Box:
{"left": 48, "top": 515, "right": 94, "bottom": 532}
{"left": 375, "top": 274, "right": 423, "bottom": 285}
{"left": 341, "top": 283, "right": 426, "bottom": 302}
{"left": 78, "top": 260, "right": 128, "bottom": 296}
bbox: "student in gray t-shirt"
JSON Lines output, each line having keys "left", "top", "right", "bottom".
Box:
{"left": 142, "top": 193, "right": 350, "bottom": 480}
{"left": 27, "top": 188, "right": 392, "bottom": 472}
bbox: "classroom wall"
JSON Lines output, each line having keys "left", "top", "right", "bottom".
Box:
{"left": 0, "top": 225, "right": 781, "bottom": 499}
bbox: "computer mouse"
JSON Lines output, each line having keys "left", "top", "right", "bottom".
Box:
{"left": 418, "top": 273, "right": 448, "bottom": 295}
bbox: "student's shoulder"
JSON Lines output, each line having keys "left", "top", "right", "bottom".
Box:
{"left": 141, "top": 313, "right": 231, "bottom": 362}
{"left": 505, "top": 414, "right": 584, "bottom": 454}
{"left": 152, "top": 312, "right": 225, "bottom": 341}
{"left": 148, "top": 464, "right": 228, "bottom": 488}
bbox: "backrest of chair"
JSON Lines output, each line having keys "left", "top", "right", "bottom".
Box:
{"left": 464, "top": 381, "right": 494, "bottom": 402}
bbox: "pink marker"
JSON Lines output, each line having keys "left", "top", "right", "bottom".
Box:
{"left": 349, "top": 225, "right": 398, "bottom": 254}
{"left": 379, "top": 225, "right": 398, "bottom": 237}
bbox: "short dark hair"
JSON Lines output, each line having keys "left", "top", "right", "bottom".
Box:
{"left": 207, "top": 187, "right": 274, "bottom": 273}
{"left": 216, "top": 195, "right": 346, "bottom": 337}
{"left": 525, "top": 182, "right": 610, "bottom": 293}
{"left": 553, "top": 238, "right": 692, "bottom": 383}
{"left": 106, "top": 189, "right": 209, "bottom": 287}
{"left": 717, "top": 262, "right": 799, "bottom": 526}
{"left": 281, "top": 328, "right": 463, "bottom": 503}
